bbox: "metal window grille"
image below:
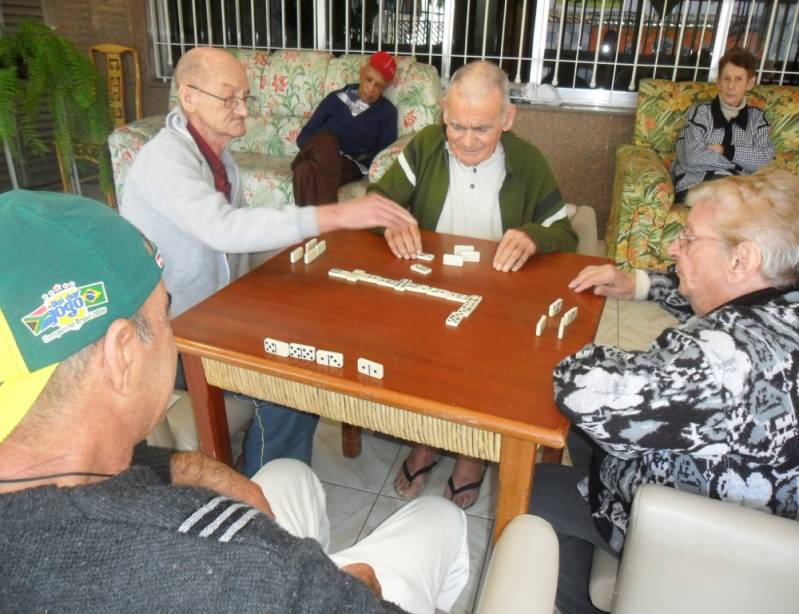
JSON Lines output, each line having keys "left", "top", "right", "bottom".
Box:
{"left": 149, "top": 0, "right": 799, "bottom": 109}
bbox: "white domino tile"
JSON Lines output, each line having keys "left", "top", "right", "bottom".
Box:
{"left": 289, "top": 246, "right": 304, "bottom": 263}
{"left": 415, "top": 252, "right": 435, "bottom": 262}
{"left": 461, "top": 250, "right": 480, "bottom": 263}
{"left": 264, "top": 337, "right": 290, "bottom": 357}
{"left": 453, "top": 245, "right": 475, "bottom": 255}
{"left": 535, "top": 314, "right": 547, "bottom": 337}
{"left": 548, "top": 298, "right": 564, "bottom": 317}
{"left": 410, "top": 263, "right": 432, "bottom": 276}
{"left": 305, "top": 238, "right": 318, "bottom": 251}
{"left": 443, "top": 253, "right": 464, "bottom": 267}
{"left": 317, "top": 240, "right": 326, "bottom": 255}
{"left": 357, "top": 357, "right": 384, "bottom": 379}
{"left": 289, "top": 342, "right": 316, "bottom": 361}
{"left": 316, "top": 349, "right": 344, "bottom": 368}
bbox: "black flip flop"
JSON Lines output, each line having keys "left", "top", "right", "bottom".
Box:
{"left": 394, "top": 458, "right": 437, "bottom": 497}
{"left": 446, "top": 475, "right": 485, "bottom": 510}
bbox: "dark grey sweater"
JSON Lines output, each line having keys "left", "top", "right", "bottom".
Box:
{"left": 0, "top": 467, "right": 406, "bottom": 613}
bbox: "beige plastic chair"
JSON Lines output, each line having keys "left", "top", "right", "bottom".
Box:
{"left": 591, "top": 484, "right": 799, "bottom": 613}
{"left": 482, "top": 485, "right": 799, "bottom": 614}
{"left": 146, "top": 390, "right": 254, "bottom": 452}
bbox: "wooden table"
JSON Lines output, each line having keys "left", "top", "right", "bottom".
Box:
{"left": 172, "top": 229, "right": 607, "bottom": 540}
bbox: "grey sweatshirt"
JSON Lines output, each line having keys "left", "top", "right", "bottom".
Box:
{"left": 120, "top": 109, "right": 319, "bottom": 317}
{"left": 0, "top": 467, "right": 407, "bottom": 613}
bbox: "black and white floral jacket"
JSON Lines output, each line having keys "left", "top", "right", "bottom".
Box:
{"left": 555, "top": 271, "right": 799, "bottom": 553}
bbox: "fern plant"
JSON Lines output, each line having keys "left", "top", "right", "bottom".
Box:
{"left": 0, "top": 21, "right": 114, "bottom": 192}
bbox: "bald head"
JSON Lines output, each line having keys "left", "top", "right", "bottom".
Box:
{"left": 448, "top": 61, "right": 511, "bottom": 113}
{"left": 174, "top": 47, "right": 246, "bottom": 90}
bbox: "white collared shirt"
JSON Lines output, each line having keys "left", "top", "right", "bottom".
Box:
{"left": 435, "top": 143, "right": 506, "bottom": 240}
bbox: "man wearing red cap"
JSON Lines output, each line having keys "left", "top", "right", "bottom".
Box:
{"left": 292, "top": 51, "right": 399, "bottom": 206}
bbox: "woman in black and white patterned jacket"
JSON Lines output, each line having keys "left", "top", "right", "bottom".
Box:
{"left": 531, "top": 167, "right": 799, "bottom": 614}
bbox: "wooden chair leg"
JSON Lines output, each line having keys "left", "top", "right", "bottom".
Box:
{"left": 341, "top": 423, "right": 362, "bottom": 458}
{"left": 540, "top": 446, "right": 564, "bottom": 464}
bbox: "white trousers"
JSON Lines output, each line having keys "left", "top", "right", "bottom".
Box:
{"left": 252, "top": 459, "right": 470, "bottom": 613}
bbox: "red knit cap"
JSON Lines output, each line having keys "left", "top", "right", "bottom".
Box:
{"left": 369, "top": 51, "right": 397, "bottom": 82}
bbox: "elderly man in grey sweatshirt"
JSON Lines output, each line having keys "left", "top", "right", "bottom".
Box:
{"left": 120, "top": 47, "right": 417, "bottom": 475}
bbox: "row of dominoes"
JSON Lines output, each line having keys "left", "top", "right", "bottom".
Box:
{"left": 327, "top": 267, "right": 483, "bottom": 328}
{"left": 534, "top": 304, "right": 578, "bottom": 339}
{"left": 289, "top": 239, "right": 327, "bottom": 264}
{"left": 264, "top": 338, "right": 343, "bottom": 367}
{"left": 443, "top": 245, "right": 481, "bottom": 267}
{"left": 264, "top": 337, "right": 384, "bottom": 379}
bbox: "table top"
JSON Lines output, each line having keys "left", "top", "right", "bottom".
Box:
{"left": 172, "top": 229, "right": 607, "bottom": 448}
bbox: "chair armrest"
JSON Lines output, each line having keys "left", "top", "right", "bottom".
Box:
{"left": 473, "top": 515, "right": 559, "bottom": 614}
{"left": 606, "top": 145, "right": 674, "bottom": 271}
{"left": 367, "top": 133, "right": 416, "bottom": 184}
{"left": 107, "top": 114, "right": 166, "bottom": 204}
{"left": 613, "top": 484, "right": 799, "bottom": 614}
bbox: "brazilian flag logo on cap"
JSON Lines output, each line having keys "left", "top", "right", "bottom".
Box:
{"left": 22, "top": 282, "right": 108, "bottom": 343}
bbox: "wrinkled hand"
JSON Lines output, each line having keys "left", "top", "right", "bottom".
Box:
{"left": 493, "top": 229, "right": 536, "bottom": 272}
{"left": 568, "top": 264, "right": 636, "bottom": 299}
{"left": 342, "top": 563, "right": 383, "bottom": 599}
{"left": 707, "top": 143, "right": 724, "bottom": 154}
{"left": 385, "top": 224, "right": 422, "bottom": 259}
{"left": 316, "top": 193, "right": 418, "bottom": 234}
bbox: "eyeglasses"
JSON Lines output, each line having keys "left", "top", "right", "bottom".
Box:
{"left": 675, "top": 230, "right": 724, "bottom": 249}
{"left": 187, "top": 84, "right": 259, "bottom": 114}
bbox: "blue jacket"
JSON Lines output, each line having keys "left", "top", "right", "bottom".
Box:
{"left": 297, "top": 85, "right": 398, "bottom": 168}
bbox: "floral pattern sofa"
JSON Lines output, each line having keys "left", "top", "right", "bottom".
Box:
{"left": 606, "top": 78, "right": 799, "bottom": 271}
{"left": 108, "top": 49, "right": 442, "bottom": 208}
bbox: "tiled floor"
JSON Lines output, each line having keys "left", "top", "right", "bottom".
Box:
{"left": 313, "top": 296, "right": 679, "bottom": 614}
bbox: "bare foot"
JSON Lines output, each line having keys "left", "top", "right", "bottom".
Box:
{"left": 444, "top": 456, "right": 486, "bottom": 510}
{"left": 393, "top": 445, "right": 437, "bottom": 498}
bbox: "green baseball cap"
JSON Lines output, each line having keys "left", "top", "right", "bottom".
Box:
{"left": 0, "top": 190, "right": 164, "bottom": 442}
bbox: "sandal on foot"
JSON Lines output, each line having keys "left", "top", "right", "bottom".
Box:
{"left": 393, "top": 458, "right": 437, "bottom": 498}
{"left": 446, "top": 475, "right": 485, "bottom": 510}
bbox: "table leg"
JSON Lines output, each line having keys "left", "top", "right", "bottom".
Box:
{"left": 541, "top": 446, "right": 564, "bottom": 465}
{"left": 182, "top": 353, "right": 233, "bottom": 466}
{"left": 341, "top": 423, "right": 362, "bottom": 458}
{"left": 493, "top": 436, "right": 537, "bottom": 543}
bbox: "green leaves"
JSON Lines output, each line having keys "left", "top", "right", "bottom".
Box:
{"left": 0, "top": 21, "right": 114, "bottom": 190}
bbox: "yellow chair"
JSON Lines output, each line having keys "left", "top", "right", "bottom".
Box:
{"left": 57, "top": 43, "right": 142, "bottom": 207}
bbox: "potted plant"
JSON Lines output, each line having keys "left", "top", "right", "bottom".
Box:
{"left": 0, "top": 21, "right": 114, "bottom": 193}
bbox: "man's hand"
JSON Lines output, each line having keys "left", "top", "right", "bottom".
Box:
{"left": 708, "top": 143, "right": 724, "bottom": 154}
{"left": 568, "top": 264, "right": 636, "bottom": 299}
{"left": 170, "top": 451, "right": 274, "bottom": 518}
{"left": 342, "top": 562, "right": 383, "bottom": 599}
{"left": 385, "top": 224, "right": 422, "bottom": 259}
{"left": 493, "top": 229, "right": 536, "bottom": 272}
{"left": 315, "top": 193, "right": 418, "bottom": 234}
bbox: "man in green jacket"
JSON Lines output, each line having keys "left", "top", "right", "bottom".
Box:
{"left": 370, "top": 60, "right": 577, "bottom": 508}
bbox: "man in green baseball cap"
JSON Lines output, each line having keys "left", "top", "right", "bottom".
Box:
{"left": 0, "top": 190, "right": 469, "bottom": 613}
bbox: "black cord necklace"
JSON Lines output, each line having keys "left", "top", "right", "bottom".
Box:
{"left": 0, "top": 471, "right": 114, "bottom": 484}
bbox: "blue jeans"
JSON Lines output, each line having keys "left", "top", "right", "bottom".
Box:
{"left": 240, "top": 396, "right": 319, "bottom": 477}
{"left": 528, "top": 429, "right": 616, "bottom": 614}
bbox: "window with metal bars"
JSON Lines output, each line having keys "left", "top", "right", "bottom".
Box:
{"left": 148, "top": 0, "right": 799, "bottom": 109}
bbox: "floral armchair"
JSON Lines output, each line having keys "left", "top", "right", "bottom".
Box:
{"left": 606, "top": 79, "right": 799, "bottom": 271}
{"left": 108, "top": 49, "right": 442, "bottom": 209}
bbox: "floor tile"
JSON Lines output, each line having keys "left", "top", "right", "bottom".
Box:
{"left": 380, "top": 446, "right": 498, "bottom": 520}
{"left": 312, "top": 418, "right": 402, "bottom": 494}
{"left": 594, "top": 298, "right": 619, "bottom": 346}
{"left": 324, "top": 483, "right": 377, "bottom": 552}
{"left": 357, "top": 496, "right": 493, "bottom": 614}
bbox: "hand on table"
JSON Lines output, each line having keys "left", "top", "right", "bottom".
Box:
{"left": 493, "top": 229, "right": 536, "bottom": 272}
{"left": 385, "top": 224, "right": 422, "bottom": 259}
{"left": 342, "top": 562, "right": 383, "bottom": 599}
{"left": 316, "top": 193, "right": 418, "bottom": 234}
{"left": 568, "top": 264, "right": 636, "bottom": 299}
